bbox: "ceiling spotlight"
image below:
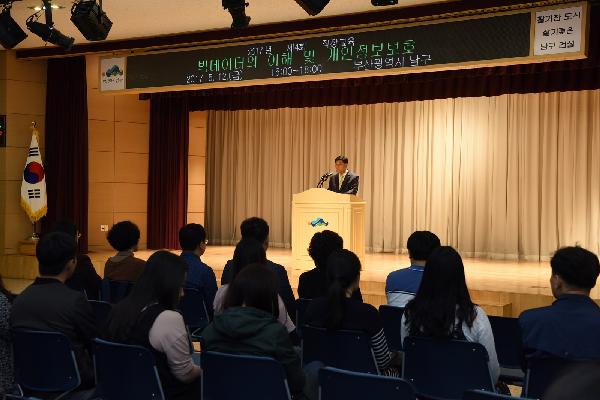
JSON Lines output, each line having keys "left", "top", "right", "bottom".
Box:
{"left": 293, "top": 0, "right": 331, "bottom": 16}
{"left": 222, "top": 0, "right": 250, "bottom": 29}
{"left": 371, "top": 0, "right": 398, "bottom": 6}
{"left": 0, "top": 3, "right": 27, "bottom": 49}
{"left": 71, "top": 0, "right": 112, "bottom": 41}
{"left": 26, "top": 0, "right": 74, "bottom": 50}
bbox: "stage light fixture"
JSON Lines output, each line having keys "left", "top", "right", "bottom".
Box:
{"left": 293, "top": 0, "right": 331, "bottom": 16}
{"left": 222, "top": 0, "right": 250, "bottom": 29}
{"left": 26, "top": 0, "right": 74, "bottom": 50}
{"left": 371, "top": 0, "right": 398, "bottom": 6}
{"left": 71, "top": 0, "right": 112, "bottom": 41}
{"left": 0, "top": 3, "right": 27, "bottom": 49}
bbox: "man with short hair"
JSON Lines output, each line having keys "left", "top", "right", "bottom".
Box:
{"left": 104, "top": 220, "right": 146, "bottom": 282}
{"left": 328, "top": 155, "right": 359, "bottom": 195}
{"left": 11, "top": 232, "right": 97, "bottom": 387}
{"left": 519, "top": 246, "right": 600, "bottom": 360}
{"left": 221, "top": 217, "right": 296, "bottom": 319}
{"left": 179, "top": 223, "right": 218, "bottom": 317}
{"left": 385, "top": 231, "right": 441, "bottom": 307}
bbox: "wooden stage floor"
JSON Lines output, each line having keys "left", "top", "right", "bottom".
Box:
{"left": 5, "top": 245, "right": 600, "bottom": 317}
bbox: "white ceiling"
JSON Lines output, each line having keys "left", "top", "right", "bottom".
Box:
{"left": 7, "top": 0, "right": 450, "bottom": 49}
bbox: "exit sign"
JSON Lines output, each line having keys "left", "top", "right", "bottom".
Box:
{"left": 0, "top": 115, "right": 5, "bottom": 147}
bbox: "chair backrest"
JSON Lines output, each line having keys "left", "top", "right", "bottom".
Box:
{"left": 463, "top": 389, "right": 527, "bottom": 399}
{"left": 179, "top": 288, "right": 209, "bottom": 331}
{"left": 88, "top": 300, "right": 113, "bottom": 329}
{"left": 11, "top": 329, "right": 81, "bottom": 393}
{"left": 93, "top": 338, "right": 165, "bottom": 400}
{"left": 301, "top": 326, "right": 378, "bottom": 374}
{"left": 201, "top": 351, "right": 291, "bottom": 400}
{"left": 295, "top": 298, "right": 312, "bottom": 331}
{"left": 403, "top": 336, "right": 495, "bottom": 400}
{"left": 378, "top": 305, "right": 405, "bottom": 351}
{"left": 523, "top": 357, "right": 584, "bottom": 399}
{"left": 100, "top": 278, "right": 134, "bottom": 303}
{"left": 319, "top": 366, "right": 416, "bottom": 400}
{"left": 488, "top": 316, "right": 522, "bottom": 369}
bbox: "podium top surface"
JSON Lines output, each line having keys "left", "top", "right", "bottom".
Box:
{"left": 293, "top": 188, "right": 365, "bottom": 204}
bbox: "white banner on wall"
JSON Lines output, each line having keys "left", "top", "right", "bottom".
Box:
{"left": 100, "top": 57, "right": 126, "bottom": 91}
{"left": 534, "top": 6, "right": 583, "bottom": 56}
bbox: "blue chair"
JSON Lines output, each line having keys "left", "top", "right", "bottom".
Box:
{"left": 378, "top": 305, "right": 404, "bottom": 351}
{"left": 488, "top": 316, "right": 524, "bottom": 384}
{"left": 463, "top": 390, "right": 527, "bottom": 399}
{"left": 295, "top": 298, "right": 312, "bottom": 331}
{"left": 179, "top": 287, "right": 210, "bottom": 337}
{"left": 88, "top": 300, "right": 113, "bottom": 329}
{"left": 93, "top": 338, "right": 165, "bottom": 400}
{"left": 201, "top": 351, "right": 291, "bottom": 400}
{"left": 301, "top": 326, "right": 378, "bottom": 374}
{"left": 100, "top": 278, "right": 134, "bottom": 303}
{"left": 11, "top": 329, "right": 81, "bottom": 399}
{"left": 522, "top": 357, "right": 583, "bottom": 399}
{"left": 319, "top": 366, "right": 416, "bottom": 400}
{"left": 403, "top": 336, "right": 495, "bottom": 400}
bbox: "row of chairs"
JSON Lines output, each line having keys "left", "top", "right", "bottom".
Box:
{"left": 8, "top": 328, "right": 522, "bottom": 400}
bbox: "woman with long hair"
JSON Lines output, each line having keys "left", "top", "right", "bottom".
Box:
{"left": 105, "top": 251, "right": 201, "bottom": 400}
{"left": 0, "top": 274, "right": 14, "bottom": 396}
{"left": 213, "top": 238, "right": 295, "bottom": 332}
{"left": 202, "top": 263, "right": 307, "bottom": 398}
{"left": 305, "top": 249, "right": 399, "bottom": 376}
{"left": 401, "top": 246, "right": 500, "bottom": 383}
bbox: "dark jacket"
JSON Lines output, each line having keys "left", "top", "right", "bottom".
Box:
{"left": 298, "top": 267, "right": 363, "bottom": 301}
{"left": 201, "top": 306, "right": 305, "bottom": 396}
{"left": 65, "top": 255, "right": 102, "bottom": 300}
{"left": 519, "top": 294, "right": 600, "bottom": 360}
{"left": 221, "top": 260, "right": 296, "bottom": 321}
{"left": 104, "top": 253, "right": 146, "bottom": 282}
{"left": 10, "top": 278, "right": 97, "bottom": 387}
{"left": 180, "top": 251, "right": 218, "bottom": 318}
{"left": 328, "top": 171, "right": 359, "bottom": 195}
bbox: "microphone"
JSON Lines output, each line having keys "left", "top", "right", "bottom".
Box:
{"left": 317, "top": 171, "right": 334, "bottom": 188}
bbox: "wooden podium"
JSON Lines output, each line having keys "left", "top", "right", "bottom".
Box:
{"left": 292, "top": 188, "right": 366, "bottom": 270}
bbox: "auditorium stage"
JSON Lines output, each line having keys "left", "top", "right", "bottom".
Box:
{"left": 4, "top": 246, "right": 599, "bottom": 317}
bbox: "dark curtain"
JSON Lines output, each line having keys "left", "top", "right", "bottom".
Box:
{"left": 147, "top": 97, "right": 189, "bottom": 249}
{"left": 143, "top": 3, "right": 600, "bottom": 111}
{"left": 42, "top": 56, "right": 89, "bottom": 253}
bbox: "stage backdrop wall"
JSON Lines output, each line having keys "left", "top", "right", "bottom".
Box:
{"left": 206, "top": 89, "right": 600, "bottom": 260}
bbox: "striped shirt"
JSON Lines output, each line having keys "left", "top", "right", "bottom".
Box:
{"left": 385, "top": 265, "right": 425, "bottom": 307}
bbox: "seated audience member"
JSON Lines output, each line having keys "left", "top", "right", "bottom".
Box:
{"left": 386, "top": 230, "right": 440, "bottom": 307}
{"left": 0, "top": 275, "right": 14, "bottom": 396}
{"left": 104, "top": 220, "right": 146, "bottom": 282}
{"left": 221, "top": 217, "right": 296, "bottom": 319}
{"left": 519, "top": 246, "right": 600, "bottom": 360}
{"left": 55, "top": 220, "right": 102, "bottom": 300}
{"left": 214, "top": 238, "right": 295, "bottom": 333}
{"left": 400, "top": 246, "right": 499, "bottom": 383}
{"left": 305, "top": 249, "right": 400, "bottom": 377}
{"left": 105, "top": 251, "right": 201, "bottom": 400}
{"left": 10, "top": 232, "right": 97, "bottom": 387}
{"left": 202, "top": 263, "right": 309, "bottom": 399}
{"left": 179, "top": 223, "right": 217, "bottom": 318}
{"left": 298, "top": 230, "right": 362, "bottom": 301}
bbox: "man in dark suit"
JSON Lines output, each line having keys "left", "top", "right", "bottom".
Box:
{"left": 519, "top": 246, "right": 600, "bottom": 361}
{"left": 11, "top": 232, "right": 97, "bottom": 388}
{"left": 221, "top": 217, "right": 296, "bottom": 321}
{"left": 328, "top": 155, "right": 359, "bottom": 195}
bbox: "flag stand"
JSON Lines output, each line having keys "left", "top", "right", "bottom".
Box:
{"left": 26, "top": 221, "right": 39, "bottom": 242}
